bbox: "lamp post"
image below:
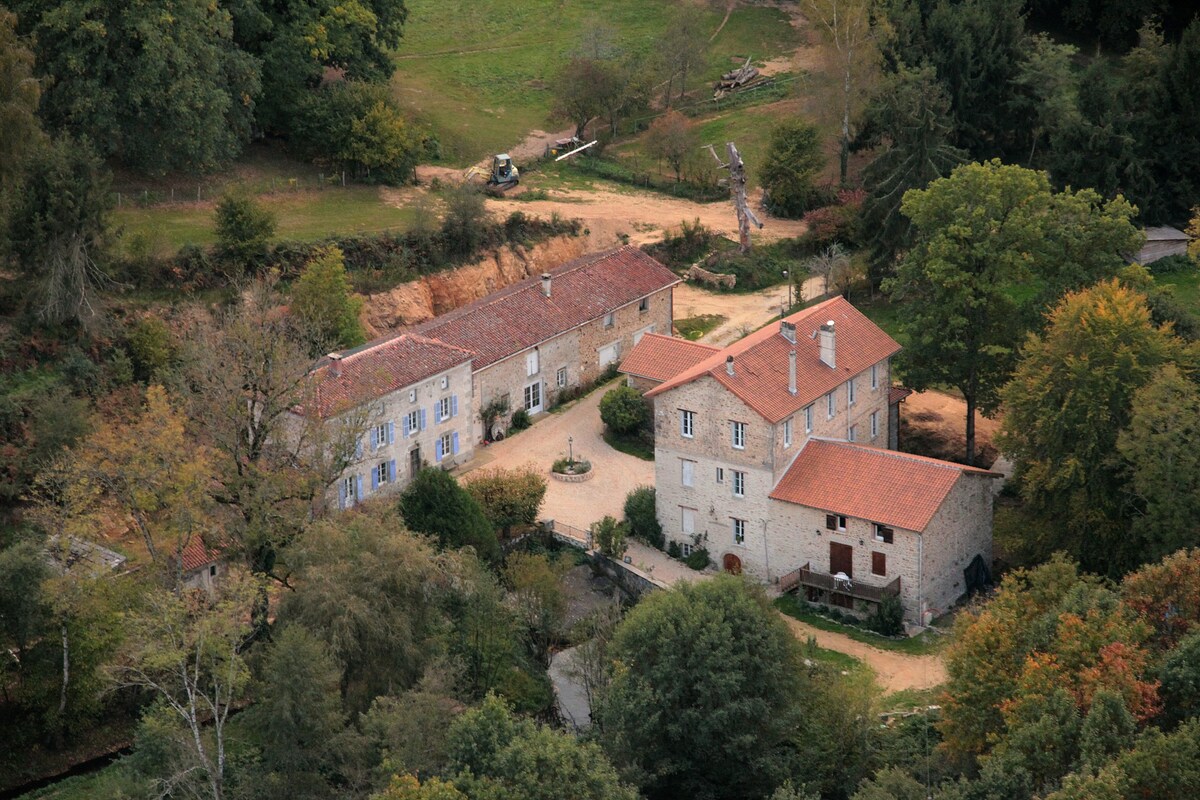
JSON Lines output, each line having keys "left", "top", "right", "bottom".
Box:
{"left": 568, "top": 436, "right": 574, "bottom": 467}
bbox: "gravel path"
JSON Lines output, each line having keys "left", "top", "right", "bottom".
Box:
{"left": 780, "top": 616, "right": 948, "bottom": 693}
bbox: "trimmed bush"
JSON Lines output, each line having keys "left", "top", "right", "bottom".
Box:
{"left": 599, "top": 385, "right": 649, "bottom": 435}
{"left": 685, "top": 547, "right": 710, "bottom": 571}
{"left": 624, "top": 487, "right": 663, "bottom": 549}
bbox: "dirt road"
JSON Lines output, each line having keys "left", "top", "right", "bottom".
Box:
{"left": 674, "top": 276, "right": 826, "bottom": 346}
{"left": 781, "top": 616, "right": 948, "bottom": 692}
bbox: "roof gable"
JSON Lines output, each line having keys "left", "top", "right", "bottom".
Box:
{"left": 414, "top": 246, "right": 680, "bottom": 370}
{"left": 769, "top": 439, "right": 997, "bottom": 531}
{"left": 646, "top": 297, "right": 901, "bottom": 423}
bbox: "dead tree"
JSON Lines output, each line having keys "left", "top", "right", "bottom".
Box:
{"left": 706, "top": 142, "right": 763, "bottom": 253}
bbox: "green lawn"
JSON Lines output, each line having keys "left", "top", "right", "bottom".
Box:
{"left": 774, "top": 595, "right": 949, "bottom": 657}
{"left": 674, "top": 313, "right": 726, "bottom": 340}
{"left": 1158, "top": 266, "right": 1200, "bottom": 315}
{"left": 393, "top": 0, "right": 799, "bottom": 164}
{"left": 113, "top": 187, "right": 420, "bottom": 257}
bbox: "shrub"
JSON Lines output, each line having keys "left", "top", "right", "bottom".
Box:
{"left": 592, "top": 515, "right": 628, "bottom": 558}
{"left": 551, "top": 457, "right": 591, "bottom": 474}
{"left": 441, "top": 184, "right": 489, "bottom": 258}
{"left": 641, "top": 218, "right": 718, "bottom": 269}
{"left": 867, "top": 595, "right": 905, "bottom": 636}
{"left": 215, "top": 192, "right": 276, "bottom": 271}
{"left": 509, "top": 409, "right": 531, "bottom": 431}
{"left": 685, "top": 547, "right": 710, "bottom": 571}
{"left": 599, "top": 385, "right": 649, "bottom": 435}
{"left": 127, "top": 315, "right": 176, "bottom": 381}
{"left": 667, "top": 541, "right": 682, "bottom": 559}
{"left": 623, "top": 487, "right": 663, "bottom": 549}
{"left": 800, "top": 188, "right": 865, "bottom": 250}
{"left": 1147, "top": 253, "right": 1193, "bottom": 275}
{"left": 463, "top": 465, "right": 547, "bottom": 537}
{"left": 289, "top": 245, "right": 366, "bottom": 356}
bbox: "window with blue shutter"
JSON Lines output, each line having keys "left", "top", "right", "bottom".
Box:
{"left": 386, "top": 421, "right": 395, "bottom": 444}
{"left": 435, "top": 438, "right": 444, "bottom": 462}
{"left": 402, "top": 415, "right": 410, "bottom": 438}
{"left": 452, "top": 432, "right": 460, "bottom": 455}
{"left": 370, "top": 427, "right": 378, "bottom": 451}
{"left": 451, "top": 395, "right": 458, "bottom": 417}
{"left": 387, "top": 460, "right": 396, "bottom": 482}
{"left": 355, "top": 438, "right": 363, "bottom": 459}
{"left": 355, "top": 474, "right": 363, "bottom": 500}
{"left": 419, "top": 408, "right": 427, "bottom": 430}
{"left": 338, "top": 480, "right": 346, "bottom": 510}
{"left": 371, "top": 469, "right": 378, "bottom": 491}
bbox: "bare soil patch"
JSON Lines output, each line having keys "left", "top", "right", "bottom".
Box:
{"left": 898, "top": 390, "right": 1002, "bottom": 468}
{"left": 781, "top": 616, "right": 947, "bottom": 692}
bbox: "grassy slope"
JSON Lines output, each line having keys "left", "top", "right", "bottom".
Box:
{"left": 113, "top": 187, "right": 420, "bottom": 257}
{"left": 393, "top": 0, "right": 799, "bottom": 164}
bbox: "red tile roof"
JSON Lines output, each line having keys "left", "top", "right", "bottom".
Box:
{"left": 619, "top": 333, "right": 719, "bottom": 383}
{"left": 180, "top": 537, "right": 224, "bottom": 572}
{"left": 414, "top": 246, "right": 680, "bottom": 370}
{"left": 770, "top": 439, "right": 998, "bottom": 532}
{"left": 645, "top": 296, "right": 901, "bottom": 423}
{"left": 307, "top": 334, "right": 474, "bottom": 418}
{"left": 889, "top": 386, "right": 914, "bottom": 405}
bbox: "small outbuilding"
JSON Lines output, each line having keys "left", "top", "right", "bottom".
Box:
{"left": 1134, "top": 226, "right": 1192, "bottom": 265}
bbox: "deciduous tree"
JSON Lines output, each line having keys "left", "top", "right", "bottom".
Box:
{"left": 463, "top": 466, "right": 547, "bottom": 539}
{"left": 290, "top": 245, "right": 366, "bottom": 357}
{"left": 502, "top": 551, "right": 569, "bottom": 668}
{"left": 599, "top": 385, "right": 649, "bottom": 435}
{"left": 399, "top": 468, "right": 500, "bottom": 563}
{"left": 214, "top": 192, "right": 276, "bottom": 272}
{"left": 644, "top": 110, "right": 697, "bottom": 183}
{"left": 760, "top": 120, "right": 826, "bottom": 218}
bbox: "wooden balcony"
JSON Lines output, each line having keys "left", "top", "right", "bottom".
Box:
{"left": 779, "top": 563, "right": 900, "bottom": 605}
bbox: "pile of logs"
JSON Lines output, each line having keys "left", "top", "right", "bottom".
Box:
{"left": 713, "top": 57, "right": 760, "bottom": 98}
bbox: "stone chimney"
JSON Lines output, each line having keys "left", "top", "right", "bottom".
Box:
{"left": 780, "top": 320, "right": 797, "bottom": 344}
{"left": 540, "top": 272, "right": 552, "bottom": 298}
{"left": 726, "top": 355, "right": 735, "bottom": 376}
{"left": 818, "top": 320, "right": 836, "bottom": 369}
{"left": 327, "top": 352, "right": 343, "bottom": 377}
{"left": 788, "top": 350, "right": 797, "bottom": 395}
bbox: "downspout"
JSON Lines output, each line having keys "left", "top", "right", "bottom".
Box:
{"left": 917, "top": 532, "right": 925, "bottom": 626}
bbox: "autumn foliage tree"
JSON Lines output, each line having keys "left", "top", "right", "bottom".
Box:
{"left": 644, "top": 110, "right": 697, "bottom": 183}
{"left": 463, "top": 465, "right": 546, "bottom": 539}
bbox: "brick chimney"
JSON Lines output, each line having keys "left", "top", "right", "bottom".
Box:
{"left": 780, "top": 320, "right": 797, "bottom": 344}
{"left": 541, "top": 272, "right": 552, "bottom": 298}
{"left": 726, "top": 355, "right": 735, "bottom": 376}
{"left": 818, "top": 320, "right": 836, "bottom": 369}
{"left": 788, "top": 350, "right": 797, "bottom": 395}
{"left": 327, "top": 352, "right": 343, "bottom": 377}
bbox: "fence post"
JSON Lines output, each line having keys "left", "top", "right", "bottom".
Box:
{"left": 117, "top": 192, "right": 121, "bottom": 208}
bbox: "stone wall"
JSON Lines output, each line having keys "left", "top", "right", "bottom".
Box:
{"left": 687, "top": 264, "right": 736, "bottom": 289}
{"left": 473, "top": 329, "right": 580, "bottom": 440}
{"left": 920, "top": 473, "right": 996, "bottom": 621}
{"left": 576, "top": 289, "right": 673, "bottom": 385}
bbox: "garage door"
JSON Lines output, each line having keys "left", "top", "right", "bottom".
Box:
{"left": 599, "top": 343, "right": 619, "bottom": 366}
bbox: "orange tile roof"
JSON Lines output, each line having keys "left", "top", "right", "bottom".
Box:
{"left": 645, "top": 296, "right": 902, "bottom": 423}
{"left": 307, "top": 334, "right": 474, "bottom": 418}
{"left": 179, "top": 537, "right": 224, "bottom": 572}
{"left": 414, "top": 246, "right": 680, "bottom": 370}
{"left": 619, "top": 333, "right": 720, "bottom": 383}
{"left": 770, "top": 439, "right": 998, "bottom": 531}
{"left": 889, "top": 386, "right": 914, "bottom": 405}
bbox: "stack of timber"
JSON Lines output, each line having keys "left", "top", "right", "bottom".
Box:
{"left": 714, "top": 57, "right": 761, "bottom": 98}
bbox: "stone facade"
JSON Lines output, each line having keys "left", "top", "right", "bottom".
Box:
{"left": 328, "top": 358, "right": 476, "bottom": 509}
{"left": 474, "top": 287, "right": 672, "bottom": 440}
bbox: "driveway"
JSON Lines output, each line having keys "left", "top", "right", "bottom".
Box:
{"left": 460, "top": 382, "right": 654, "bottom": 530}
{"left": 674, "top": 275, "right": 827, "bottom": 347}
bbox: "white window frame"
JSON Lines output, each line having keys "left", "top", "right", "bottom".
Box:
{"left": 716, "top": 467, "right": 724, "bottom": 484}
{"left": 408, "top": 389, "right": 417, "bottom": 403}
{"left": 732, "top": 470, "right": 745, "bottom": 498}
{"left": 526, "top": 349, "right": 539, "bottom": 377}
{"left": 834, "top": 515, "right": 847, "bottom": 532}
{"left": 523, "top": 382, "right": 541, "bottom": 412}
{"left": 732, "top": 518, "right": 746, "bottom": 545}
{"left": 731, "top": 421, "right": 746, "bottom": 450}
{"left": 848, "top": 378, "right": 856, "bottom": 406}
{"left": 871, "top": 364, "right": 878, "bottom": 390}
{"left": 375, "top": 423, "right": 388, "bottom": 446}
{"left": 438, "top": 396, "right": 451, "bottom": 421}
{"left": 342, "top": 476, "right": 356, "bottom": 504}
{"left": 682, "top": 542, "right": 694, "bottom": 557}
{"left": 680, "top": 409, "right": 695, "bottom": 438}
{"left": 440, "top": 375, "right": 449, "bottom": 390}
{"left": 827, "top": 392, "right": 835, "bottom": 419}
{"left": 406, "top": 410, "right": 419, "bottom": 434}
{"left": 870, "top": 411, "right": 878, "bottom": 440}
{"left": 783, "top": 418, "right": 793, "bottom": 448}
{"left": 804, "top": 405, "right": 813, "bottom": 433}
{"left": 376, "top": 461, "right": 389, "bottom": 486}
{"left": 439, "top": 433, "right": 452, "bottom": 457}
{"left": 556, "top": 366, "right": 568, "bottom": 388}
{"left": 681, "top": 459, "right": 695, "bottom": 487}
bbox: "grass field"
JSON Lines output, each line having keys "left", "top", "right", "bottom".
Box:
{"left": 113, "top": 187, "right": 421, "bottom": 257}
{"left": 393, "top": 0, "right": 800, "bottom": 164}
{"left": 1158, "top": 266, "right": 1200, "bottom": 314}
{"left": 774, "top": 595, "right": 949, "bottom": 656}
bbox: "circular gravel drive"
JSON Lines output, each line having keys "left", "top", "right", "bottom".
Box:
{"left": 462, "top": 382, "right": 654, "bottom": 531}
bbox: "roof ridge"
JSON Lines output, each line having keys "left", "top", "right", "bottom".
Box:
{"left": 809, "top": 437, "right": 996, "bottom": 474}
{"left": 642, "top": 332, "right": 721, "bottom": 352}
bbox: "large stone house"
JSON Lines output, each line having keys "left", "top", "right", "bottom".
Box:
{"left": 632, "top": 296, "right": 997, "bottom": 624}
{"left": 302, "top": 333, "right": 477, "bottom": 509}
{"left": 416, "top": 245, "right": 679, "bottom": 440}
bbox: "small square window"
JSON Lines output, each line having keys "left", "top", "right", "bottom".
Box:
{"left": 638, "top": 297, "right": 649, "bottom": 312}
{"left": 408, "top": 389, "right": 417, "bottom": 403}
{"left": 716, "top": 467, "right": 724, "bottom": 484}
{"left": 604, "top": 312, "right": 614, "bottom": 328}
{"left": 874, "top": 524, "right": 894, "bottom": 544}
{"left": 682, "top": 542, "right": 694, "bottom": 558}
{"left": 441, "top": 376, "right": 449, "bottom": 389}
{"left": 209, "top": 564, "right": 217, "bottom": 577}
{"left": 826, "top": 514, "right": 847, "bottom": 532}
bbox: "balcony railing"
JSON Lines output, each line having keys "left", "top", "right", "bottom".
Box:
{"left": 779, "top": 563, "right": 900, "bottom": 604}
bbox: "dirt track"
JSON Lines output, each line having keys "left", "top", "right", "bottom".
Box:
{"left": 674, "top": 276, "right": 825, "bottom": 346}
{"left": 781, "top": 616, "right": 948, "bottom": 692}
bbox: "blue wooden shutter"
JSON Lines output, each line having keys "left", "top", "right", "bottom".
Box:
{"left": 338, "top": 480, "right": 346, "bottom": 511}
{"left": 355, "top": 474, "right": 363, "bottom": 500}
{"left": 419, "top": 408, "right": 427, "bottom": 430}
{"left": 451, "top": 395, "right": 459, "bottom": 417}
{"left": 387, "top": 460, "right": 396, "bottom": 482}
{"left": 370, "top": 427, "right": 378, "bottom": 451}
{"left": 402, "top": 415, "right": 410, "bottom": 438}
{"left": 371, "top": 468, "right": 379, "bottom": 491}
{"left": 387, "top": 421, "right": 395, "bottom": 444}
{"left": 435, "top": 438, "right": 444, "bottom": 462}
{"left": 355, "top": 438, "right": 363, "bottom": 459}
{"left": 452, "top": 432, "right": 460, "bottom": 455}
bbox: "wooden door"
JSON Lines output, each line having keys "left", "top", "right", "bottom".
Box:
{"left": 723, "top": 553, "right": 742, "bottom": 575}
{"left": 409, "top": 447, "right": 421, "bottom": 479}
{"left": 829, "top": 541, "right": 853, "bottom": 578}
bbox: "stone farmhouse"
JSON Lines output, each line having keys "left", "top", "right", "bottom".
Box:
{"left": 299, "top": 246, "right": 679, "bottom": 509}
{"left": 628, "top": 296, "right": 998, "bottom": 624}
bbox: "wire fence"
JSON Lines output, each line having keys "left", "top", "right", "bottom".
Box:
{"left": 112, "top": 170, "right": 352, "bottom": 209}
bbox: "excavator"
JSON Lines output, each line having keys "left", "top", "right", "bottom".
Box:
{"left": 464, "top": 153, "right": 519, "bottom": 194}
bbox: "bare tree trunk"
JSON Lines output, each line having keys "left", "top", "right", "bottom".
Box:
{"left": 965, "top": 394, "right": 976, "bottom": 466}
{"left": 840, "top": 55, "right": 852, "bottom": 184}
